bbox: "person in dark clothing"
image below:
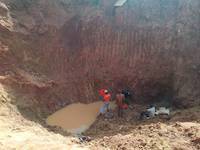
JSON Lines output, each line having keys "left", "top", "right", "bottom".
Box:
{"left": 122, "top": 89, "right": 132, "bottom": 105}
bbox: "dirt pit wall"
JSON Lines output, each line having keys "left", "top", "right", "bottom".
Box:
{"left": 0, "top": 0, "right": 199, "bottom": 116}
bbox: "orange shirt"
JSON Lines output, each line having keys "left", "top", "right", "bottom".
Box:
{"left": 103, "top": 93, "right": 111, "bottom": 102}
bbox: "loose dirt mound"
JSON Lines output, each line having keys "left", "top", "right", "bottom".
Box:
{"left": 88, "top": 121, "right": 200, "bottom": 150}
{"left": 85, "top": 106, "right": 200, "bottom": 150}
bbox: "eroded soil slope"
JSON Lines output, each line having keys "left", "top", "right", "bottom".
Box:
{"left": 0, "top": 84, "right": 90, "bottom": 149}
{"left": 0, "top": 0, "right": 199, "bottom": 112}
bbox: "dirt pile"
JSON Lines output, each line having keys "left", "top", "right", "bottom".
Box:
{"left": 88, "top": 121, "right": 200, "bottom": 150}
{"left": 84, "top": 106, "right": 200, "bottom": 150}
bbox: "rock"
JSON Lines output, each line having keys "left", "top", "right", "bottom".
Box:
{"left": 158, "top": 132, "right": 163, "bottom": 136}
{"left": 0, "top": 2, "right": 8, "bottom": 17}
{"left": 121, "top": 147, "right": 127, "bottom": 150}
{"left": 187, "top": 133, "right": 193, "bottom": 137}
{"left": 117, "top": 144, "right": 122, "bottom": 147}
{"left": 100, "top": 142, "right": 105, "bottom": 147}
{"left": 148, "top": 134, "right": 154, "bottom": 137}
{"left": 184, "top": 128, "right": 189, "bottom": 132}
{"left": 140, "top": 142, "right": 147, "bottom": 146}
{"left": 191, "top": 138, "right": 200, "bottom": 144}
{"left": 104, "top": 112, "right": 114, "bottom": 119}
{"left": 78, "top": 136, "right": 92, "bottom": 143}
{"left": 174, "top": 122, "right": 182, "bottom": 128}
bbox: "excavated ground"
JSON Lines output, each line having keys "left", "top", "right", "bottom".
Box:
{"left": 86, "top": 106, "right": 200, "bottom": 150}
{"left": 0, "top": 40, "right": 200, "bottom": 149}
{"left": 0, "top": 0, "right": 200, "bottom": 149}
{"left": 0, "top": 84, "right": 89, "bottom": 150}
{"left": 0, "top": 83, "right": 200, "bottom": 150}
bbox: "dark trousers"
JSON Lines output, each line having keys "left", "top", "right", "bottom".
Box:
{"left": 118, "top": 106, "right": 123, "bottom": 117}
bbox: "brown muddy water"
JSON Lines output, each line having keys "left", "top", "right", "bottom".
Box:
{"left": 46, "top": 101, "right": 115, "bottom": 134}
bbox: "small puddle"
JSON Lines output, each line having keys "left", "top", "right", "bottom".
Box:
{"left": 47, "top": 101, "right": 113, "bottom": 134}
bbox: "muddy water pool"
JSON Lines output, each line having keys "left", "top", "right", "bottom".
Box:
{"left": 47, "top": 101, "right": 111, "bottom": 134}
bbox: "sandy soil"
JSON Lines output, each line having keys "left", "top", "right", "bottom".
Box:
{"left": 84, "top": 105, "right": 200, "bottom": 149}
{"left": 0, "top": 84, "right": 89, "bottom": 150}
{"left": 0, "top": 83, "right": 200, "bottom": 150}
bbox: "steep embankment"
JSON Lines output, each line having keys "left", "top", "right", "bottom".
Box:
{"left": 0, "top": 0, "right": 199, "bottom": 113}
{"left": 0, "top": 83, "right": 91, "bottom": 149}
{"left": 0, "top": 1, "right": 200, "bottom": 149}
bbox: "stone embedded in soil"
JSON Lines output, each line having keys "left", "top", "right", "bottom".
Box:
{"left": 191, "top": 138, "right": 200, "bottom": 145}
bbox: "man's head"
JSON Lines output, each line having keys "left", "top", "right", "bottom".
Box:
{"left": 104, "top": 89, "right": 108, "bottom": 94}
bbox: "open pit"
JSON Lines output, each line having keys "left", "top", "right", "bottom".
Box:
{"left": 0, "top": 0, "right": 200, "bottom": 149}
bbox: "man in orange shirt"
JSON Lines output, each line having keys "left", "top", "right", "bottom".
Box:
{"left": 99, "top": 89, "right": 111, "bottom": 114}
